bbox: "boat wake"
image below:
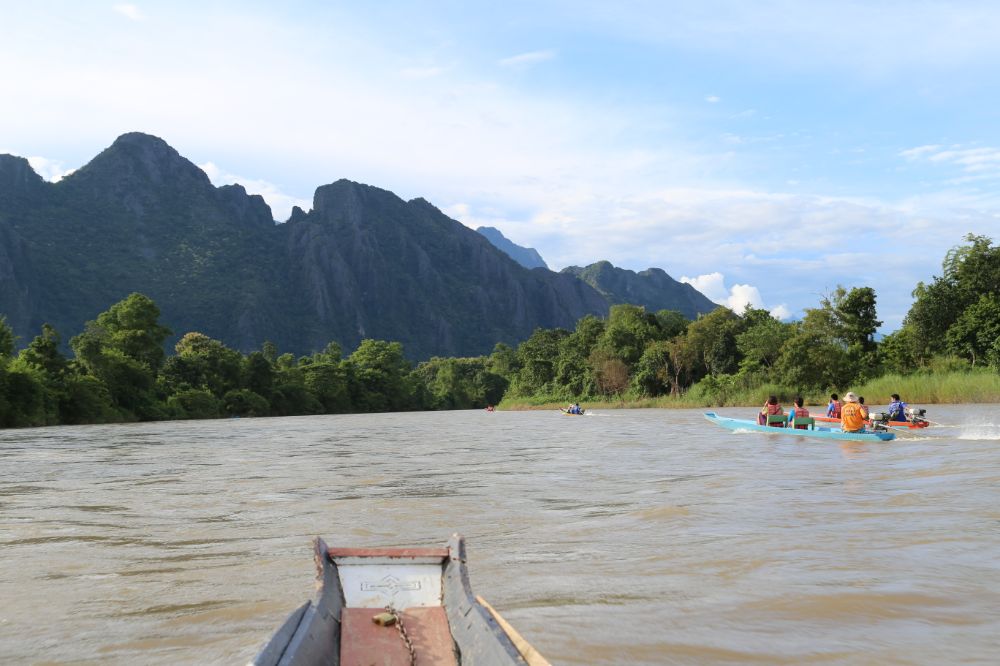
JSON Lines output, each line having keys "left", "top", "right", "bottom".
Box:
{"left": 956, "top": 423, "right": 1000, "bottom": 440}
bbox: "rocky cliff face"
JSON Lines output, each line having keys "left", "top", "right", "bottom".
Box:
{"left": 283, "top": 180, "right": 608, "bottom": 358}
{"left": 0, "top": 133, "right": 291, "bottom": 351}
{"left": 0, "top": 133, "right": 615, "bottom": 358}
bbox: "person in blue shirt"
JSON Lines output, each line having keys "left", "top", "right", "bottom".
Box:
{"left": 787, "top": 396, "right": 810, "bottom": 429}
{"left": 887, "top": 394, "right": 908, "bottom": 422}
{"left": 826, "top": 393, "right": 842, "bottom": 418}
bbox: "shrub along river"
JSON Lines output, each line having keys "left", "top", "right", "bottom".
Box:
{"left": 1, "top": 406, "right": 999, "bottom": 664}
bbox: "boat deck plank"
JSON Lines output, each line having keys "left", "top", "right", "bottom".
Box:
{"left": 340, "top": 607, "right": 458, "bottom": 666}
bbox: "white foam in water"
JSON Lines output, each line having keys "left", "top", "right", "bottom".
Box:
{"left": 957, "top": 422, "right": 1000, "bottom": 440}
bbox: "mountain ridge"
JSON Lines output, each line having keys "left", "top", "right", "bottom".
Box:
{"left": 0, "top": 132, "right": 718, "bottom": 359}
{"left": 476, "top": 226, "right": 548, "bottom": 269}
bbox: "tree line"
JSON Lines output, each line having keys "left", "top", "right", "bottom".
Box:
{"left": 1, "top": 234, "right": 997, "bottom": 428}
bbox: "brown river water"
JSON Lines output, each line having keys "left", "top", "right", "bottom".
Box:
{"left": 1, "top": 406, "right": 999, "bottom": 665}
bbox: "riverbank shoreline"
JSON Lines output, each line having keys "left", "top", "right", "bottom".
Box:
{"left": 498, "top": 370, "right": 1000, "bottom": 411}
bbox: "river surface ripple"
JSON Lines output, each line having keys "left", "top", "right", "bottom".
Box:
{"left": 1, "top": 406, "right": 999, "bottom": 664}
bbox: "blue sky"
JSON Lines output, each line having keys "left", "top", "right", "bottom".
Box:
{"left": 3, "top": 1, "right": 1000, "bottom": 330}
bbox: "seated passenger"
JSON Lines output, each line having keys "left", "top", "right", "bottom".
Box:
{"left": 840, "top": 392, "right": 866, "bottom": 432}
{"left": 760, "top": 395, "right": 784, "bottom": 427}
{"left": 858, "top": 396, "right": 870, "bottom": 420}
{"left": 787, "top": 396, "right": 810, "bottom": 429}
{"left": 826, "top": 393, "right": 842, "bottom": 418}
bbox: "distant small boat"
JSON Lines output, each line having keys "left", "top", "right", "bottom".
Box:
{"left": 249, "top": 534, "right": 549, "bottom": 666}
{"left": 704, "top": 412, "right": 896, "bottom": 442}
{"left": 559, "top": 408, "right": 586, "bottom": 416}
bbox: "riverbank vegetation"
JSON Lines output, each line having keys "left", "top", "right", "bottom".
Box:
{"left": 1, "top": 235, "right": 998, "bottom": 428}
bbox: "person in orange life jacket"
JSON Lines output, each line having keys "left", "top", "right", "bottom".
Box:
{"left": 858, "top": 396, "right": 870, "bottom": 420}
{"left": 826, "top": 393, "right": 842, "bottom": 418}
{"left": 840, "top": 392, "right": 867, "bottom": 432}
{"left": 887, "top": 394, "right": 908, "bottom": 422}
{"left": 759, "top": 395, "right": 784, "bottom": 426}
{"left": 787, "top": 396, "right": 810, "bottom": 429}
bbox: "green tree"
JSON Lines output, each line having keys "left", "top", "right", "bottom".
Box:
{"left": 773, "top": 328, "right": 853, "bottom": 391}
{"left": 347, "top": 339, "right": 415, "bottom": 411}
{"left": 165, "top": 332, "right": 243, "bottom": 397}
{"left": 244, "top": 351, "right": 275, "bottom": 401}
{"left": 654, "top": 310, "right": 689, "bottom": 340}
{"left": 631, "top": 340, "right": 673, "bottom": 396}
{"left": 510, "top": 328, "right": 569, "bottom": 397}
{"left": 878, "top": 327, "right": 919, "bottom": 375}
{"left": 302, "top": 361, "right": 351, "bottom": 412}
{"left": 70, "top": 294, "right": 171, "bottom": 420}
{"left": 684, "top": 307, "right": 742, "bottom": 378}
{"left": 593, "top": 305, "right": 664, "bottom": 366}
{"left": 944, "top": 294, "right": 1000, "bottom": 366}
{"left": 736, "top": 307, "right": 793, "bottom": 374}
{"left": 903, "top": 234, "right": 1000, "bottom": 362}
{"left": 166, "top": 388, "right": 221, "bottom": 419}
{"left": 15, "top": 324, "right": 69, "bottom": 423}
{"left": 223, "top": 388, "right": 270, "bottom": 417}
{"left": 554, "top": 316, "right": 605, "bottom": 397}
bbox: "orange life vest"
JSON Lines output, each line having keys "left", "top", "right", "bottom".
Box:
{"left": 841, "top": 402, "right": 866, "bottom": 432}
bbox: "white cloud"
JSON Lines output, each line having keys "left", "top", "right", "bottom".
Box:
{"left": 113, "top": 4, "right": 144, "bottom": 21}
{"left": 679, "top": 272, "right": 764, "bottom": 311}
{"left": 678, "top": 274, "right": 789, "bottom": 320}
{"left": 198, "top": 161, "right": 310, "bottom": 221}
{"left": 769, "top": 304, "right": 792, "bottom": 320}
{"left": 498, "top": 49, "right": 555, "bottom": 68}
{"left": 680, "top": 272, "right": 728, "bottom": 303}
{"left": 27, "top": 156, "right": 72, "bottom": 182}
{"left": 902, "top": 143, "right": 1000, "bottom": 173}
{"left": 727, "top": 283, "right": 763, "bottom": 311}
{"left": 705, "top": 95, "right": 720, "bottom": 103}
{"left": 899, "top": 144, "right": 942, "bottom": 160}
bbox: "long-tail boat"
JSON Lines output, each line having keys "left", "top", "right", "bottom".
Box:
{"left": 249, "top": 534, "right": 549, "bottom": 666}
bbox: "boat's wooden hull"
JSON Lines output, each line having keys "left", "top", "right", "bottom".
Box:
{"left": 704, "top": 412, "right": 896, "bottom": 442}
{"left": 249, "top": 535, "right": 546, "bottom": 666}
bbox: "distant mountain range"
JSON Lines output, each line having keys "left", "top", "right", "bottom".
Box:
{"left": 476, "top": 226, "right": 548, "bottom": 269}
{"left": 0, "top": 132, "right": 718, "bottom": 359}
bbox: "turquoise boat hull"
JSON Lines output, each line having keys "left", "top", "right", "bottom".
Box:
{"left": 704, "top": 412, "right": 896, "bottom": 442}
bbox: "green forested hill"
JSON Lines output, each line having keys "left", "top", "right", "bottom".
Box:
{"left": 562, "top": 261, "right": 718, "bottom": 320}
{"left": 0, "top": 133, "right": 713, "bottom": 359}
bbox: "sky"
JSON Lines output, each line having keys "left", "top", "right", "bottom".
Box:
{"left": 4, "top": 1, "right": 1000, "bottom": 330}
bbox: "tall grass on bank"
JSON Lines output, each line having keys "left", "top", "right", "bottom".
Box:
{"left": 499, "top": 369, "right": 1000, "bottom": 411}
{"left": 856, "top": 370, "right": 1000, "bottom": 405}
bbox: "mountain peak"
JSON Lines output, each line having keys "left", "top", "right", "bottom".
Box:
{"left": 0, "top": 154, "right": 45, "bottom": 194}
{"left": 476, "top": 226, "right": 549, "bottom": 269}
{"left": 66, "top": 131, "right": 211, "bottom": 191}
{"left": 562, "top": 260, "right": 717, "bottom": 319}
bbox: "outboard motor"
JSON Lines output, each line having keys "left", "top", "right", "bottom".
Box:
{"left": 905, "top": 407, "right": 928, "bottom": 425}
{"left": 870, "top": 412, "right": 892, "bottom": 432}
